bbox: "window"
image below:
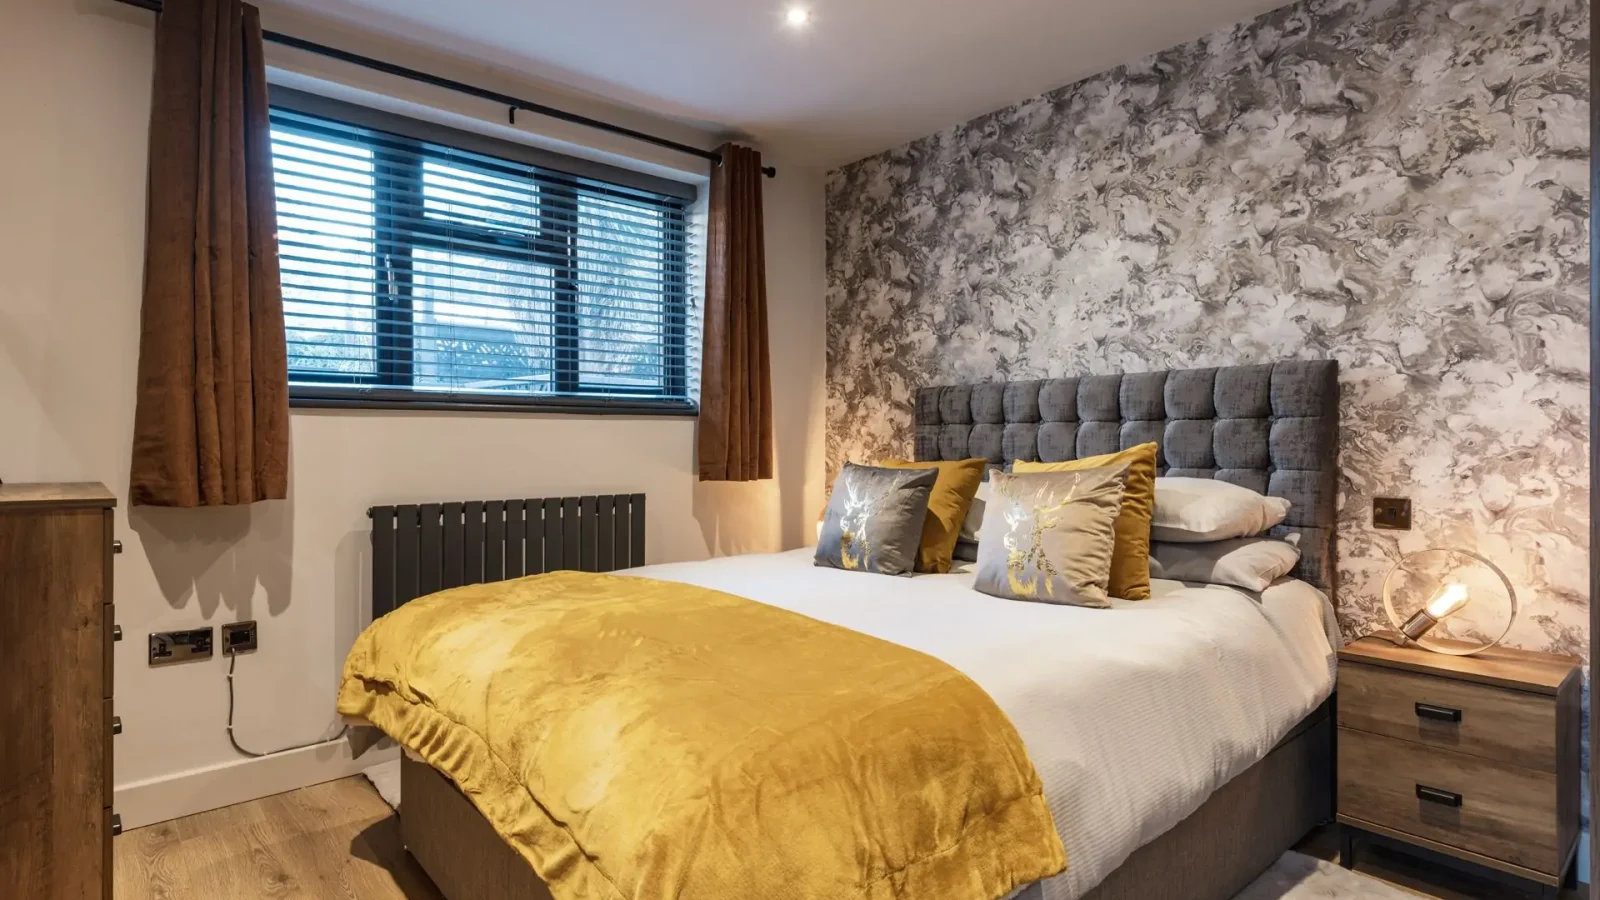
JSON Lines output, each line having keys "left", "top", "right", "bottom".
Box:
{"left": 269, "top": 95, "right": 696, "bottom": 413}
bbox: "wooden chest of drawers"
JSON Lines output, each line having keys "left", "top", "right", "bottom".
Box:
{"left": 1336, "top": 636, "right": 1581, "bottom": 897}
{"left": 0, "top": 484, "right": 120, "bottom": 900}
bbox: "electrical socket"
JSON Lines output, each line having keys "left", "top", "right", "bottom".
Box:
{"left": 222, "top": 620, "right": 258, "bottom": 653}
{"left": 149, "top": 628, "right": 213, "bottom": 666}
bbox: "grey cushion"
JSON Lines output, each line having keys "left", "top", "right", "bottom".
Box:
{"left": 973, "top": 467, "right": 1129, "bottom": 608}
{"left": 815, "top": 464, "right": 937, "bottom": 576}
{"left": 914, "top": 361, "right": 1339, "bottom": 593}
{"left": 1150, "top": 537, "right": 1302, "bottom": 592}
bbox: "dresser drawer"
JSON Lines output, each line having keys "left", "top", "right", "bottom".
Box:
{"left": 1338, "top": 662, "right": 1556, "bottom": 770}
{"left": 102, "top": 699, "right": 115, "bottom": 808}
{"left": 1338, "top": 727, "right": 1560, "bottom": 875}
{"left": 104, "top": 606, "right": 115, "bottom": 700}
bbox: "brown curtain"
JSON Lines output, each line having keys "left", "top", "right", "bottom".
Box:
{"left": 697, "top": 144, "right": 773, "bottom": 482}
{"left": 129, "top": 0, "right": 289, "bottom": 507}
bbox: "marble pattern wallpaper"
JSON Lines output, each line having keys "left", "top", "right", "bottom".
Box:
{"left": 825, "top": 0, "right": 1590, "bottom": 657}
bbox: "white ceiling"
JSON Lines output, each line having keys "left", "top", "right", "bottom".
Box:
{"left": 270, "top": 0, "right": 1291, "bottom": 169}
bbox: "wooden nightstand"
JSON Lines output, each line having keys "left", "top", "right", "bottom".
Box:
{"left": 1336, "top": 635, "right": 1581, "bottom": 897}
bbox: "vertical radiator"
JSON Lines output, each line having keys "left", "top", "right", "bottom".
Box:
{"left": 368, "top": 494, "right": 646, "bottom": 618}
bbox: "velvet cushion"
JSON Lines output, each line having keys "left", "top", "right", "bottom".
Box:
{"left": 973, "top": 466, "right": 1129, "bottom": 608}
{"left": 1013, "top": 442, "right": 1158, "bottom": 601}
{"left": 876, "top": 457, "right": 986, "bottom": 573}
{"left": 815, "top": 464, "right": 938, "bottom": 575}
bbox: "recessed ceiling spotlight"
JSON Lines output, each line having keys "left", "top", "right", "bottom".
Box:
{"left": 784, "top": 5, "right": 812, "bottom": 29}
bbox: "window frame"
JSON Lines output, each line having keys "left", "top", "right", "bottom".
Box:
{"left": 270, "top": 88, "right": 699, "bottom": 417}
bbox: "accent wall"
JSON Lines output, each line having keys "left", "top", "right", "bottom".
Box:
{"left": 825, "top": 0, "right": 1590, "bottom": 656}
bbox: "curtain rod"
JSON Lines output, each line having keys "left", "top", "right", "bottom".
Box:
{"left": 113, "top": 0, "right": 777, "bottom": 178}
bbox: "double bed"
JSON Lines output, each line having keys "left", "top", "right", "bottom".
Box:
{"left": 371, "top": 359, "right": 1342, "bottom": 900}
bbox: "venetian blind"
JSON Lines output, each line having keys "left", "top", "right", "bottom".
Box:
{"left": 269, "top": 105, "right": 693, "bottom": 408}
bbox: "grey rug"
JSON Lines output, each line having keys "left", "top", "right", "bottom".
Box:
{"left": 358, "top": 768, "right": 1413, "bottom": 899}
{"left": 363, "top": 758, "right": 402, "bottom": 810}
{"left": 1237, "top": 852, "right": 1421, "bottom": 899}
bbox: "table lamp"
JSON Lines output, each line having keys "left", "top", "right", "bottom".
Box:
{"left": 1382, "top": 548, "right": 1517, "bottom": 656}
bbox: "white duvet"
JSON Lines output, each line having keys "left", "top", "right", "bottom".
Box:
{"left": 630, "top": 548, "right": 1338, "bottom": 900}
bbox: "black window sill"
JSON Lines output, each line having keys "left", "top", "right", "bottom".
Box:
{"left": 289, "top": 387, "right": 698, "bottom": 418}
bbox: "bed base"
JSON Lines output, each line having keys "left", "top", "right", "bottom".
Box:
{"left": 400, "top": 699, "right": 1332, "bottom": 900}
{"left": 403, "top": 751, "right": 554, "bottom": 900}
{"left": 1077, "top": 698, "right": 1332, "bottom": 900}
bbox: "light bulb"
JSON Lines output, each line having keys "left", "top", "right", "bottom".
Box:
{"left": 785, "top": 6, "right": 811, "bottom": 28}
{"left": 1398, "top": 582, "right": 1471, "bottom": 644}
{"left": 1425, "top": 583, "right": 1470, "bottom": 619}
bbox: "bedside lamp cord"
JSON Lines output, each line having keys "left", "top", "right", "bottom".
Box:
{"left": 226, "top": 647, "right": 350, "bottom": 759}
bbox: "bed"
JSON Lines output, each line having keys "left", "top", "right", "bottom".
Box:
{"left": 385, "top": 359, "right": 1342, "bottom": 900}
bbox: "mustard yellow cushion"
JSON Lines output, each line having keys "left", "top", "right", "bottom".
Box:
{"left": 1014, "top": 442, "right": 1158, "bottom": 601}
{"left": 875, "top": 458, "right": 987, "bottom": 573}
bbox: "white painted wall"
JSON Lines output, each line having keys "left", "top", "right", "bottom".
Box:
{"left": 1, "top": 0, "right": 826, "bottom": 827}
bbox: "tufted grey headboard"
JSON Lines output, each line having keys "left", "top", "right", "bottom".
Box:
{"left": 915, "top": 361, "right": 1338, "bottom": 594}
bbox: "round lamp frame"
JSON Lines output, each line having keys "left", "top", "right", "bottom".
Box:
{"left": 1381, "top": 548, "right": 1517, "bottom": 657}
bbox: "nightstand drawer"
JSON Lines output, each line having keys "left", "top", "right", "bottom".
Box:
{"left": 1339, "top": 662, "right": 1557, "bottom": 770}
{"left": 1338, "top": 727, "right": 1560, "bottom": 875}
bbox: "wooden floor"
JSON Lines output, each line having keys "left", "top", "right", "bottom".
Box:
{"left": 114, "top": 777, "right": 1579, "bottom": 900}
{"left": 114, "top": 777, "right": 441, "bottom": 900}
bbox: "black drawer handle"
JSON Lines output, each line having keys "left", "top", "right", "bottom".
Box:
{"left": 1415, "top": 702, "right": 1462, "bottom": 723}
{"left": 111, "top": 813, "right": 122, "bottom": 836}
{"left": 113, "top": 625, "right": 123, "bottom": 642}
{"left": 113, "top": 539, "right": 124, "bottom": 555}
{"left": 1416, "top": 784, "right": 1462, "bottom": 807}
{"left": 112, "top": 716, "right": 122, "bottom": 736}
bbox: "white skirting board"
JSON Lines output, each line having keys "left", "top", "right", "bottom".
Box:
{"left": 112, "top": 738, "right": 399, "bottom": 830}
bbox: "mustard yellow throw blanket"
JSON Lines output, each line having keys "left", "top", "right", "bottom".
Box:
{"left": 338, "top": 571, "right": 1066, "bottom": 900}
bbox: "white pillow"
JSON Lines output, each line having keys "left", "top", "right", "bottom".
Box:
{"left": 1149, "top": 535, "right": 1300, "bottom": 592}
{"left": 1150, "top": 476, "right": 1291, "bottom": 542}
{"left": 958, "top": 477, "right": 992, "bottom": 545}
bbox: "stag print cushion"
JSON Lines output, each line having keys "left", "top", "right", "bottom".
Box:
{"left": 815, "top": 464, "right": 939, "bottom": 575}
{"left": 973, "top": 466, "right": 1129, "bottom": 608}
